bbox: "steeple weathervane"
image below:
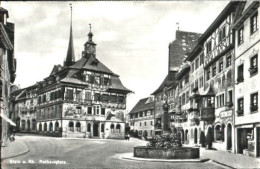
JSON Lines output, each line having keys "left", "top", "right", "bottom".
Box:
{"left": 88, "top": 23, "right": 93, "bottom": 42}
{"left": 176, "top": 22, "right": 180, "bottom": 31}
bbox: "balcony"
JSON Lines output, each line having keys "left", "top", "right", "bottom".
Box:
{"left": 200, "top": 107, "right": 215, "bottom": 121}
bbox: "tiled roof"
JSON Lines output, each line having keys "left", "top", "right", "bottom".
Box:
{"left": 151, "top": 71, "right": 177, "bottom": 95}
{"left": 129, "top": 97, "right": 155, "bottom": 114}
{"left": 69, "top": 56, "right": 114, "bottom": 75}
{"left": 0, "top": 7, "right": 8, "bottom": 17}
{"left": 108, "top": 76, "right": 132, "bottom": 93}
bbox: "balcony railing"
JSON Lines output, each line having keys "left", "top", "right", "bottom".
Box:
{"left": 200, "top": 107, "right": 215, "bottom": 121}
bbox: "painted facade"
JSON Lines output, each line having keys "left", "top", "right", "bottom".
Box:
{"left": 233, "top": 1, "right": 260, "bottom": 157}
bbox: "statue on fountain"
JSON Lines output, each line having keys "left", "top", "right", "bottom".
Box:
{"left": 147, "top": 88, "right": 182, "bottom": 149}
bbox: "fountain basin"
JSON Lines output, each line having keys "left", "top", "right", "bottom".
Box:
{"left": 134, "top": 146, "right": 199, "bottom": 159}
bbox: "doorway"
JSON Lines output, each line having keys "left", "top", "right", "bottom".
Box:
{"left": 93, "top": 123, "right": 99, "bottom": 137}
{"left": 227, "top": 123, "right": 232, "bottom": 150}
{"left": 27, "top": 120, "right": 30, "bottom": 131}
{"left": 194, "top": 128, "right": 198, "bottom": 144}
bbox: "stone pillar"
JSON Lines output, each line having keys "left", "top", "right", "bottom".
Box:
{"left": 91, "top": 121, "right": 93, "bottom": 137}
{"left": 162, "top": 101, "right": 169, "bottom": 134}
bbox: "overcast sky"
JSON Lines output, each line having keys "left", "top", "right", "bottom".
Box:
{"left": 2, "top": 1, "right": 229, "bottom": 112}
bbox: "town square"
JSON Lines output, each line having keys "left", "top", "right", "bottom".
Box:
{"left": 1, "top": 1, "right": 260, "bottom": 169}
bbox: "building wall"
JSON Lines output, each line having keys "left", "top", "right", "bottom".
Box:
{"left": 234, "top": 5, "right": 260, "bottom": 157}
{"left": 0, "top": 47, "right": 11, "bottom": 146}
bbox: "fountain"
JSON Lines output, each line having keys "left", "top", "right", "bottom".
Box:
{"left": 133, "top": 92, "right": 200, "bottom": 159}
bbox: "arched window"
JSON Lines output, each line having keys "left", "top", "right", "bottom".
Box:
{"left": 49, "top": 122, "right": 53, "bottom": 132}
{"left": 101, "top": 124, "right": 104, "bottom": 133}
{"left": 215, "top": 124, "right": 223, "bottom": 141}
{"left": 21, "top": 120, "right": 26, "bottom": 130}
{"left": 185, "top": 130, "right": 188, "bottom": 141}
{"left": 116, "top": 124, "right": 121, "bottom": 133}
{"left": 76, "top": 122, "right": 81, "bottom": 132}
{"left": 55, "top": 121, "right": 59, "bottom": 131}
{"left": 87, "top": 123, "right": 91, "bottom": 132}
{"left": 68, "top": 121, "right": 74, "bottom": 132}
{"left": 44, "top": 122, "right": 47, "bottom": 131}
{"left": 39, "top": 123, "right": 42, "bottom": 132}
{"left": 110, "top": 124, "right": 115, "bottom": 132}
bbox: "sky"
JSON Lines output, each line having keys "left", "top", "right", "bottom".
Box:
{"left": 2, "top": 1, "right": 229, "bottom": 112}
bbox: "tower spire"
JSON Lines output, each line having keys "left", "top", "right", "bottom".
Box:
{"left": 64, "top": 3, "right": 75, "bottom": 67}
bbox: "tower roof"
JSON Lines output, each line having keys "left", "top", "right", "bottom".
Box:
{"left": 64, "top": 4, "right": 75, "bottom": 67}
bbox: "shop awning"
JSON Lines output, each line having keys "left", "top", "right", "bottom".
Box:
{"left": 0, "top": 112, "right": 16, "bottom": 126}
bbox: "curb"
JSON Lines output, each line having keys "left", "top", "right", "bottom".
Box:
{"left": 1, "top": 141, "right": 30, "bottom": 160}
{"left": 211, "top": 160, "right": 235, "bottom": 169}
{"left": 1, "top": 148, "right": 30, "bottom": 160}
{"left": 116, "top": 153, "right": 209, "bottom": 163}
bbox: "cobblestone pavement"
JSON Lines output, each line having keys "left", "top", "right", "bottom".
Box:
{"left": 2, "top": 135, "right": 228, "bottom": 169}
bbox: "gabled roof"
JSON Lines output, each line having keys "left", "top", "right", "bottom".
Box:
{"left": 108, "top": 76, "right": 132, "bottom": 93}
{"left": 69, "top": 56, "right": 114, "bottom": 75}
{"left": 151, "top": 71, "right": 177, "bottom": 95}
{"left": 176, "top": 64, "right": 190, "bottom": 80}
{"left": 198, "top": 1, "right": 241, "bottom": 43}
{"left": 0, "top": 7, "right": 9, "bottom": 18}
{"left": 129, "top": 97, "right": 155, "bottom": 114}
{"left": 50, "top": 65, "right": 65, "bottom": 76}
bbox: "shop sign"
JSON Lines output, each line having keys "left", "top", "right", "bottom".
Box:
{"left": 220, "top": 110, "right": 232, "bottom": 118}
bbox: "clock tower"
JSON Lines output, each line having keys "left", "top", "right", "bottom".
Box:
{"left": 84, "top": 24, "right": 96, "bottom": 58}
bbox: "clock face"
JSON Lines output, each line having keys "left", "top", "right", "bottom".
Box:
{"left": 88, "top": 45, "right": 95, "bottom": 54}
